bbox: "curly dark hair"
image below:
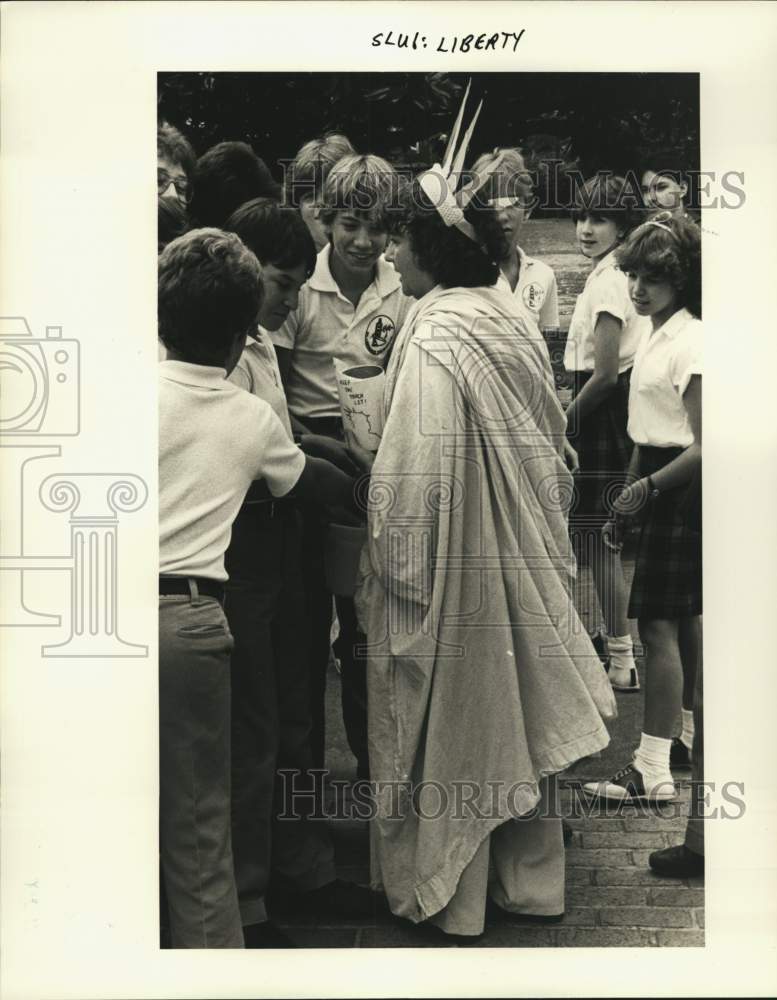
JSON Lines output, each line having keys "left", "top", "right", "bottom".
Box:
{"left": 158, "top": 228, "right": 263, "bottom": 366}
{"left": 389, "top": 177, "right": 509, "bottom": 288}
{"left": 616, "top": 211, "right": 702, "bottom": 318}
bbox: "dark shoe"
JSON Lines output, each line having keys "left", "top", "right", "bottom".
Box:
{"left": 562, "top": 819, "right": 574, "bottom": 847}
{"left": 669, "top": 737, "right": 693, "bottom": 768}
{"left": 649, "top": 844, "right": 704, "bottom": 878}
{"left": 591, "top": 631, "right": 609, "bottom": 665}
{"left": 416, "top": 921, "right": 484, "bottom": 946}
{"left": 583, "top": 763, "right": 676, "bottom": 803}
{"left": 270, "top": 878, "right": 383, "bottom": 919}
{"left": 243, "top": 921, "right": 297, "bottom": 948}
{"left": 487, "top": 899, "right": 564, "bottom": 924}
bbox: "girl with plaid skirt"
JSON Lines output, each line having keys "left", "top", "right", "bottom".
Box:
{"left": 563, "top": 174, "right": 645, "bottom": 691}
{"left": 584, "top": 211, "right": 702, "bottom": 803}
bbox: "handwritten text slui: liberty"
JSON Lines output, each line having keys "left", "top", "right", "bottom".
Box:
{"left": 371, "top": 30, "right": 526, "bottom": 53}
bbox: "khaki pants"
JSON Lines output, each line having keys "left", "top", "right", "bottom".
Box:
{"left": 429, "top": 778, "right": 565, "bottom": 937}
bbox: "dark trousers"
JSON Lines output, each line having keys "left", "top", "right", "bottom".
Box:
{"left": 224, "top": 503, "right": 335, "bottom": 927}
{"left": 159, "top": 590, "right": 243, "bottom": 948}
{"left": 297, "top": 414, "right": 369, "bottom": 775}
{"left": 300, "top": 512, "right": 369, "bottom": 775}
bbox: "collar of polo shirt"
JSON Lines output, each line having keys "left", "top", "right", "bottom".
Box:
{"left": 159, "top": 360, "right": 229, "bottom": 386}
{"left": 308, "top": 244, "right": 401, "bottom": 298}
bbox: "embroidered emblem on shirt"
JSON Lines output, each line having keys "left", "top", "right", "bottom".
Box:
{"left": 364, "top": 315, "right": 396, "bottom": 356}
{"left": 522, "top": 281, "right": 545, "bottom": 313}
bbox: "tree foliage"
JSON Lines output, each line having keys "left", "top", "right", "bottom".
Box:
{"left": 158, "top": 71, "right": 699, "bottom": 215}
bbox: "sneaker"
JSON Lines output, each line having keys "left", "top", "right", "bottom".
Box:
{"left": 606, "top": 662, "right": 641, "bottom": 692}
{"left": 582, "top": 763, "right": 676, "bottom": 803}
{"left": 243, "top": 921, "right": 297, "bottom": 948}
{"left": 648, "top": 844, "right": 704, "bottom": 878}
{"left": 669, "top": 737, "right": 692, "bottom": 768}
{"left": 269, "top": 878, "right": 385, "bottom": 919}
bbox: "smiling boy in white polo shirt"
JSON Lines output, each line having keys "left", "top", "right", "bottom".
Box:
{"left": 272, "top": 153, "right": 411, "bottom": 778}
{"left": 158, "top": 228, "right": 358, "bottom": 948}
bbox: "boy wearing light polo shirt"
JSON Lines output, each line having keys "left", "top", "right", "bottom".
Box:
{"left": 221, "top": 199, "right": 373, "bottom": 947}
{"left": 471, "top": 148, "right": 561, "bottom": 334}
{"left": 158, "top": 228, "right": 358, "bottom": 948}
{"left": 272, "top": 154, "right": 411, "bottom": 778}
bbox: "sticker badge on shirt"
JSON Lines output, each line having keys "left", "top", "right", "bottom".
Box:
{"left": 522, "top": 281, "right": 545, "bottom": 313}
{"left": 364, "top": 314, "right": 396, "bottom": 357}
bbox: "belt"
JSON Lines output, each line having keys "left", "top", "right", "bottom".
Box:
{"left": 241, "top": 497, "right": 296, "bottom": 518}
{"left": 159, "top": 576, "right": 225, "bottom": 603}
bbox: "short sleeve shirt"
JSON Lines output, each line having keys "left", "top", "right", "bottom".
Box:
{"left": 159, "top": 361, "right": 305, "bottom": 581}
{"left": 228, "top": 327, "right": 293, "bottom": 438}
{"left": 496, "top": 246, "right": 560, "bottom": 330}
{"left": 627, "top": 308, "right": 702, "bottom": 448}
{"left": 563, "top": 250, "right": 644, "bottom": 373}
{"left": 271, "top": 245, "right": 412, "bottom": 420}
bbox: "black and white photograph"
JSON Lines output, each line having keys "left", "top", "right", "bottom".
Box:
{"left": 2, "top": 2, "right": 777, "bottom": 997}
{"left": 156, "top": 70, "right": 707, "bottom": 950}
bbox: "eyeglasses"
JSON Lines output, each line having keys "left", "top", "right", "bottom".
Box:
{"left": 158, "top": 169, "right": 191, "bottom": 205}
{"left": 488, "top": 196, "right": 535, "bottom": 219}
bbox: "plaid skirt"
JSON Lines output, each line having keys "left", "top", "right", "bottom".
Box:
{"left": 628, "top": 445, "right": 702, "bottom": 619}
{"left": 568, "top": 369, "right": 633, "bottom": 523}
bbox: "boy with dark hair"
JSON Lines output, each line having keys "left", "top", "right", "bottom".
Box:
{"left": 220, "top": 199, "right": 374, "bottom": 946}
{"left": 190, "top": 141, "right": 281, "bottom": 227}
{"left": 158, "top": 227, "right": 358, "bottom": 948}
{"left": 272, "top": 153, "right": 411, "bottom": 779}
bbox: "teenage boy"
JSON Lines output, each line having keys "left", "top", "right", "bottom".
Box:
{"left": 158, "top": 227, "right": 357, "bottom": 948}
{"left": 283, "top": 133, "right": 356, "bottom": 251}
{"left": 158, "top": 121, "right": 196, "bottom": 209}
{"left": 470, "top": 147, "right": 560, "bottom": 335}
{"left": 272, "top": 154, "right": 411, "bottom": 778}
{"left": 222, "top": 198, "right": 374, "bottom": 947}
{"left": 190, "top": 140, "right": 282, "bottom": 228}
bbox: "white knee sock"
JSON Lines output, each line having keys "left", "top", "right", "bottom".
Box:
{"left": 607, "top": 633, "right": 636, "bottom": 673}
{"left": 633, "top": 732, "right": 672, "bottom": 780}
{"left": 680, "top": 708, "right": 695, "bottom": 750}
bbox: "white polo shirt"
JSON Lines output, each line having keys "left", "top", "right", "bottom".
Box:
{"left": 229, "top": 327, "right": 293, "bottom": 438}
{"left": 563, "top": 250, "right": 644, "bottom": 374}
{"left": 628, "top": 308, "right": 702, "bottom": 448}
{"left": 271, "top": 245, "right": 412, "bottom": 420}
{"left": 496, "top": 246, "right": 560, "bottom": 330}
{"left": 159, "top": 361, "right": 305, "bottom": 581}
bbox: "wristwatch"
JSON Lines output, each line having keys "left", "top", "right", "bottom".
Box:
{"left": 646, "top": 475, "right": 661, "bottom": 500}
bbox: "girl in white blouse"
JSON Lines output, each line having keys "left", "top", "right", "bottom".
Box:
{"left": 563, "top": 173, "right": 644, "bottom": 692}
{"left": 585, "top": 211, "right": 702, "bottom": 804}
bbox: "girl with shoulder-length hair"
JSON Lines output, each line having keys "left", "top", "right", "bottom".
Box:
{"left": 584, "top": 211, "right": 702, "bottom": 805}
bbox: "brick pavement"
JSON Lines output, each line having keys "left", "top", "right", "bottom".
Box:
{"left": 276, "top": 664, "right": 703, "bottom": 947}
{"left": 274, "top": 222, "right": 704, "bottom": 947}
